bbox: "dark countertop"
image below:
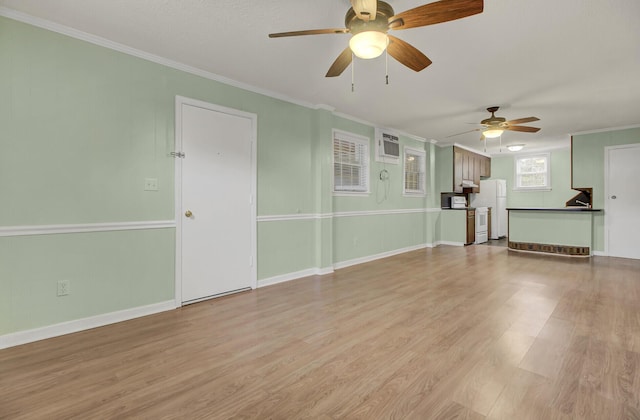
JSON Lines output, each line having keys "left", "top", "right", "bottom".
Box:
{"left": 441, "top": 207, "right": 475, "bottom": 210}
{"left": 507, "top": 207, "right": 602, "bottom": 212}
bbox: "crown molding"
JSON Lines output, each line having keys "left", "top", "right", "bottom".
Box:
{"left": 0, "top": 7, "right": 317, "bottom": 109}
{"left": 571, "top": 124, "right": 640, "bottom": 136}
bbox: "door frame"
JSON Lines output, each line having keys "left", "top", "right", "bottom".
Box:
{"left": 174, "top": 95, "right": 257, "bottom": 307}
{"left": 603, "top": 142, "right": 640, "bottom": 257}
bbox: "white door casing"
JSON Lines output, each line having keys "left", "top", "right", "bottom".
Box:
{"left": 174, "top": 96, "right": 257, "bottom": 305}
{"left": 605, "top": 143, "right": 640, "bottom": 259}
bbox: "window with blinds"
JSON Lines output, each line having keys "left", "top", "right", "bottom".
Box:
{"left": 403, "top": 147, "right": 426, "bottom": 195}
{"left": 333, "top": 130, "right": 370, "bottom": 193}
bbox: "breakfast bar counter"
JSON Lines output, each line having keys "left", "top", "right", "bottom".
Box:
{"left": 507, "top": 207, "right": 602, "bottom": 256}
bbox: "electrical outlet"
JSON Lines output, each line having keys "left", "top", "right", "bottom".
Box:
{"left": 144, "top": 178, "right": 158, "bottom": 191}
{"left": 57, "top": 279, "right": 70, "bottom": 296}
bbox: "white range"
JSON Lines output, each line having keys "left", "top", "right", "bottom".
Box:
{"left": 470, "top": 179, "right": 508, "bottom": 240}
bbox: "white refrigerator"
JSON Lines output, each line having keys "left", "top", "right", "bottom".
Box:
{"left": 470, "top": 179, "right": 507, "bottom": 239}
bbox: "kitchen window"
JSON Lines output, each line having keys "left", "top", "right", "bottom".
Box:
{"left": 514, "top": 153, "right": 551, "bottom": 190}
{"left": 333, "top": 129, "right": 370, "bottom": 194}
{"left": 403, "top": 146, "right": 426, "bottom": 195}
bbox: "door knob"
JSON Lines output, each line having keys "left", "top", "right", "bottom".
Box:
{"left": 185, "top": 210, "right": 193, "bottom": 217}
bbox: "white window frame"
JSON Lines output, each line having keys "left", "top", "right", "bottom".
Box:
{"left": 403, "top": 146, "right": 426, "bottom": 196}
{"left": 513, "top": 152, "right": 551, "bottom": 191}
{"left": 332, "top": 129, "right": 370, "bottom": 195}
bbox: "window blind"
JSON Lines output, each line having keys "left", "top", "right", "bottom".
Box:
{"left": 333, "top": 131, "right": 369, "bottom": 192}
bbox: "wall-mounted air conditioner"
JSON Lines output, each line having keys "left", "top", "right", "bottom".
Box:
{"left": 375, "top": 127, "right": 400, "bottom": 163}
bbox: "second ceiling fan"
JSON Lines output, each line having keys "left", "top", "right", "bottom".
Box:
{"left": 268, "top": 0, "right": 484, "bottom": 77}
{"left": 449, "top": 106, "right": 541, "bottom": 140}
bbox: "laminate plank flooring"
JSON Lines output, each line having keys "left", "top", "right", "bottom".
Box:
{"left": 2, "top": 245, "right": 640, "bottom": 419}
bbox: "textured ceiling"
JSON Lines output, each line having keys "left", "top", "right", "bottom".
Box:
{"left": 2, "top": 0, "right": 640, "bottom": 154}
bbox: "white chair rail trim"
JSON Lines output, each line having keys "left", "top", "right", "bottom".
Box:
{"left": 257, "top": 208, "right": 441, "bottom": 222}
{"left": 0, "top": 220, "right": 176, "bottom": 237}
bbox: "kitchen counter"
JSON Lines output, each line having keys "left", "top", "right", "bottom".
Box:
{"left": 507, "top": 207, "right": 602, "bottom": 212}
{"left": 507, "top": 208, "right": 600, "bottom": 256}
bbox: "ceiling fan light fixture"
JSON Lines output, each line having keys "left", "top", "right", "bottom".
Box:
{"left": 483, "top": 128, "right": 504, "bottom": 138}
{"left": 507, "top": 144, "right": 525, "bottom": 152}
{"left": 349, "top": 31, "right": 388, "bottom": 59}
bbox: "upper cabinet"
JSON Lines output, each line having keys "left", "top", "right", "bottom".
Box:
{"left": 454, "top": 148, "right": 464, "bottom": 193}
{"left": 479, "top": 155, "right": 491, "bottom": 178}
{"left": 453, "top": 146, "right": 491, "bottom": 193}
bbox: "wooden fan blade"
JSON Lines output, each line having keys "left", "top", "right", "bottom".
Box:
{"left": 387, "top": 35, "right": 432, "bottom": 72}
{"left": 446, "top": 128, "right": 480, "bottom": 138}
{"left": 326, "top": 47, "right": 353, "bottom": 77}
{"left": 389, "top": 0, "right": 483, "bottom": 30}
{"left": 269, "top": 28, "right": 349, "bottom": 38}
{"left": 506, "top": 116, "right": 539, "bottom": 125}
{"left": 505, "top": 125, "right": 541, "bottom": 133}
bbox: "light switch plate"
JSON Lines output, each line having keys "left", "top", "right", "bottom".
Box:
{"left": 144, "top": 178, "right": 158, "bottom": 191}
{"left": 57, "top": 279, "right": 70, "bottom": 296}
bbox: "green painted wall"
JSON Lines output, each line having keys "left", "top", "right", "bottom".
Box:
{"left": 426, "top": 211, "right": 441, "bottom": 245}
{"left": 508, "top": 211, "right": 593, "bottom": 247}
{"left": 330, "top": 117, "right": 436, "bottom": 264}
{"left": 439, "top": 210, "right": 466, "bottom": 244}
{"left": 435, "top": 146, "right": 453, "bottom": 195}
{"left": 572, "top": 127, "right": 640, "bottom": 251}
{"left": 0, "top": 229, "right": 175, "bottom": 334}
{"left": 310, "top": 109, "right": 335, "bottom": 270}
{"left": 0, "top": 16, "right": 323, "bottom": 335}
{"left": 333, "top": 212, "right": 427, "bottom": 263}
{"left": 489, "top": 148, "right": 574, "bottom": 208}
{"left": 331, "top": 118, "right": 428, "bottom": 213}
{"left": 0, "top": 16, "right": 439, "bottom": 337}
{"left": 257, "top": 220, "right": 316, "bottom": 279}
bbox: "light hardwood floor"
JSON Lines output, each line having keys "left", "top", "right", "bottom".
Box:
{"left": 2, "top": 245, "right": 640, "bottom": 419}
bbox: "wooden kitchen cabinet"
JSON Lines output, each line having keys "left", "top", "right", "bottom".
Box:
{"left": 473, "top": 158, "right": 481, "bottom": 192}
{"left": 466, "top": 209, "right": 476, "bottom": 245}
{"left": 480, "top": 155, "right": 491, "bottom": 178}
{"left": 452, "top": 146, "right": 491, "bottom": 193}
{"left": 463, "top": 154, "right": 470, "bottom": 180}
{"left": 454, "top": 148, "right": 464, "bottom": 193}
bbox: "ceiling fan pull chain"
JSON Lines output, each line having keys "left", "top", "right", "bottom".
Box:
{"left": 499, "top": 134, "right": 502, "bottom": 152}
{"left": 385, "top": 49, "right": 389, "bottom": 85}
{"left": 351, "top": 53, "right": 355, "bottom": 92}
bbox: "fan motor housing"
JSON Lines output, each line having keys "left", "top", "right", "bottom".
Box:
{"left": 346, "top": 1, "right": 394, "bottom": 35}
{"left": 481, "top": 116, "right": 506, "bottom": 126}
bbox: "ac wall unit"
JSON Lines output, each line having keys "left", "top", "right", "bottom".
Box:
{"left": 375, "top": 128, "right": 400, "bottom": 163}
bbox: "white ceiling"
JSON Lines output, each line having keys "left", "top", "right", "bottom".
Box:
{"left": 2, "top": 0, "right": 640, "bottom": 155}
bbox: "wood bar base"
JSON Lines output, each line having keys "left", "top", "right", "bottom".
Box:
{"left": 509, "top": 241, "right": 590, "bottom": 256}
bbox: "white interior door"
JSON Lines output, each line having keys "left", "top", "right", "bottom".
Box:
{"left": 606, "top": 144, "right": 640, "bottom": 259}
{"left": 176, "top": 97, "right": 256, "bottom": 304}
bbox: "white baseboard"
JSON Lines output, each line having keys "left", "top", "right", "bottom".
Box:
{"left": 0, "top": 241, "right": 443, "bottom": 348}
{"left": 257, "top": 244, "right": 432, "bottom": 288}
{"left": 435, "top": 241, "right": 465, "bottom": 247}
{"left": 316, "top": 266, "right": 335, "bottom": 275}
{"left": 592, "top": 251, "right": 607, "bottom": 257}
{"left": 0, "top": 300, "right": 176, "bottom": 349}
{"left": 333, "top": 243, "right": 428, "bottom": 270}
{"left": 257, "top": 266, "right": 334, "bottom": 288}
